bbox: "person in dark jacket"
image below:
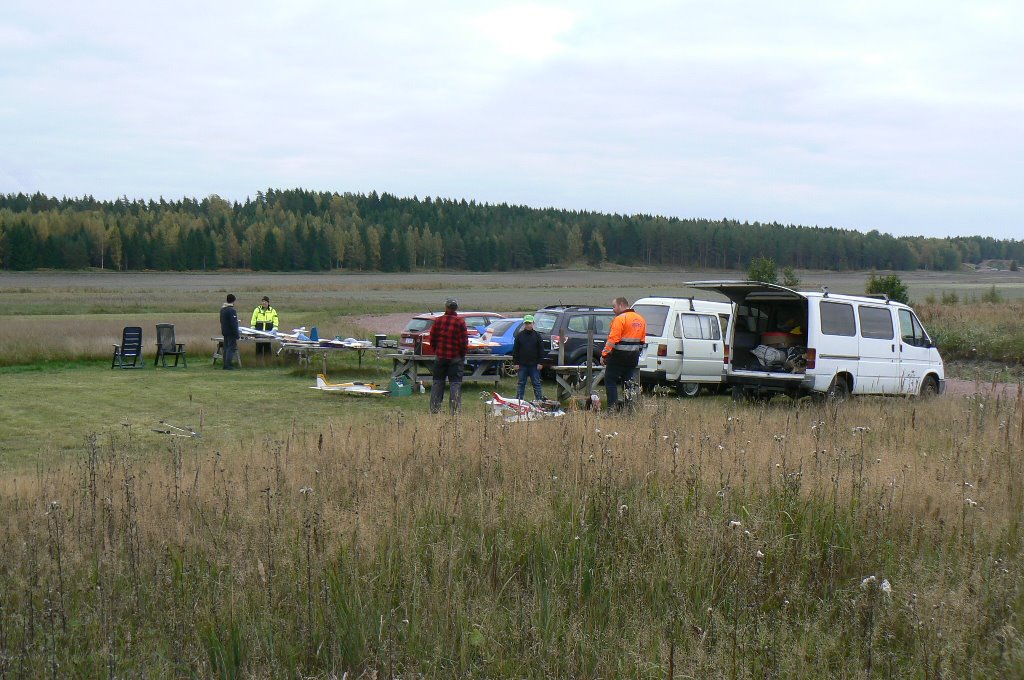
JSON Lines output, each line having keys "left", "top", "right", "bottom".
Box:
{"left": 428, "top": 297, "right": 469, "bottom": 413}
{"left": 220, "top": 293, "right": 241, "bottom": 370}
{"left": 512, "top": 314, "right": 545, "bottom": 401}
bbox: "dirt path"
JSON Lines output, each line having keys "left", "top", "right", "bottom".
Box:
{"left": 347, "top": 313, "right": 417, "bottom": 335}
{"left": 944, "top": 379, "right": 1022, "bottom": 400}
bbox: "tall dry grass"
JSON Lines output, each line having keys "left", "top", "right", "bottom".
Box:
{"left": 1, "top": 392, "right": 1023, "bottom": 677}
{"left": 918, "top": 301, "right": 1024, "bottom": 364}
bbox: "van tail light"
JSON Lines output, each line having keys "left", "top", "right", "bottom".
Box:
{"left": 551, "top": 335, "right": 561, "bottom": 349}
{"left": 805, "top": 347, "right": 816, "bottom": 370}
{"left": 724, "top": 344, "right": 730, "bottom": 364}
{"left": 657, "top": 344, "right": 667, "bottom": 357}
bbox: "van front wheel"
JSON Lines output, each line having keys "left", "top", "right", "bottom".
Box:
{"left": 919, "top": 375, "right": 939, "bottom": 399}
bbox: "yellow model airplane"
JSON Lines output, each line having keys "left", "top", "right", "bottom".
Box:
{"left": 310, "top": 374, "right": 389, "bottom": 396}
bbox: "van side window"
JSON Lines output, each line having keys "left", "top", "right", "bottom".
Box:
{"left": 681, "top": 314, "right": 702, "bottom": 339}
{"left": 702, "top": 315, "right": 721, "bottom": 340}
{"left": 858, "top": 306, "right": 894, "bottom": 340}
{"left": 819, "top": 301, "right": 856, "bottom": 337}
{"left": 898, "top": 309, "right": 929, "bottom": 347}
{"left": 718, "top": 314, "right": 729, "bottom": 337}
{"left": 681, "top": 314, "right": 720, "bottom": 340}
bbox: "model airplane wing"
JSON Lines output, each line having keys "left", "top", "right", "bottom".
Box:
{"left": 240, "top": 326, "right": 279, "bottom": 339}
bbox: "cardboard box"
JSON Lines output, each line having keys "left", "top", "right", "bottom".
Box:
{"left": 761, "top": 332, "right": 799, "bottom": 348}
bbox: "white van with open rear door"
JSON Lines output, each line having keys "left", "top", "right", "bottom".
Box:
{"left": 634, "top": 296, "right": 733, "bottom": 396}
{"left": 685, "top": 281, "right": 945, "bottom": 401}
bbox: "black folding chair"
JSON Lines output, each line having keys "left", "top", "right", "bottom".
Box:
{"left": 112, "top": 326, "right": 144, "bottom": 369}
{"left": 154, "top": 323, "right": 187, "bottom": 368}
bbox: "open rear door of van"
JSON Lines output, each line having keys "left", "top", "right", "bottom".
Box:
{"left": 684, "top": 280, "right": 805, "bottom": 303}
{"left": 685, "top": 281, "right": 809, "bottom": 390}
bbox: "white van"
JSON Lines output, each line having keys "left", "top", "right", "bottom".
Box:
{"left": 634, "top": 296, "right": 733, "bottom": 396}
{"left": 685, "top": 281, "right": 945, "bottom": 401}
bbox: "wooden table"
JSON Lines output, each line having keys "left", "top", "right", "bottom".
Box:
{"left": 383, "top": 353, "right": 511, "bottom": 385}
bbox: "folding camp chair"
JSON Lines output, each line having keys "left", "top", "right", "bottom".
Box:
{"left": 112, "top": 326, "right": 144, "bottom": 369}
{"left": 154, "top": 323, "right": 187, "bottom": 368}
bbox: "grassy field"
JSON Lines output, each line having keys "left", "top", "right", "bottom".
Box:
{"left": 2, "top": 269, "right": 1024, "bottom": 677}
{"left": 1, "top": 386, "right": 1023, "bottom": 676}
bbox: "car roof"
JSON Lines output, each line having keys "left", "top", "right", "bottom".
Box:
{"left": 536, "top": 305, "right": 613, "bottom": 312}
{"left": 410, "top": 311, "right": 504, "bottom": 319}
{"left": 634, "top": 296, "right": 732, "bottom": 310}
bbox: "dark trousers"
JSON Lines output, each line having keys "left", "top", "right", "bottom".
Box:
{"left": 604, "top": 352, "right": 639, "bottom": 408}
{"left": 516, "top": 364, "right": 543, "bottom": 401}
{"left": 255, "top": 323, "right": 273, "bottom": 360}
{"left": 430, "top": 357, "right": 464, "bottom": 414}
{"left": 222, "top": 336, "right": 239, "bottom": 370}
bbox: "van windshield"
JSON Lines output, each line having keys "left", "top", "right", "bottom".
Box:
{"left": 633, "top": 304, "right": 669, "bottom": 336}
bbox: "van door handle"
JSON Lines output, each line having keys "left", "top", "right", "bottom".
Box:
{"left": 713, "top": 343, "right": 718, "bottom": 352}
{"left": 675, "top": 351, "right": 684, "bottom": 355}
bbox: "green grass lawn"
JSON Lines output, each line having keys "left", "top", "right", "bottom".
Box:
{"left": 0, "top": 356, "right": 525, "bottom": 467}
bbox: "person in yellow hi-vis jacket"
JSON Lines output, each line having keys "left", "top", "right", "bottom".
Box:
{"left": 601, "top": 297, "right": 647, "bottom": 412}
{"left": 251, "top": 296, "right": 280, "bottom": 361}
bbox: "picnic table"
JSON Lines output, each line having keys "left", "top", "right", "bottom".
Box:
{"left": 383, "top": 353, "right": 511, "bottom": 386}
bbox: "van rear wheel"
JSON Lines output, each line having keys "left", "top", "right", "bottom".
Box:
{"left": 678, "top": 382, "right": 701, "bottom": 398}
{"left": 825, "top": 376, "right": 849, "bottom": 403}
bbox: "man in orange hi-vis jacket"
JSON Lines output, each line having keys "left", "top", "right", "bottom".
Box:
{"left": 601, "top": 297, "right": 647, "bottom": 411}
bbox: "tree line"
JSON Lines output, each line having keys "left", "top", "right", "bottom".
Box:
{"left": 1, "top": 189, "right": 1021, "bottom": 272}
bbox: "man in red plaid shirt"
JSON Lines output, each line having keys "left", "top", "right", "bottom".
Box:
{"left": 428, "top": 297, "right": 469, "bottom": 413}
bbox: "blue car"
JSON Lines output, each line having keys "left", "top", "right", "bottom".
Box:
{"left": 480, "top": 317, "right": 525, "bottom": 356}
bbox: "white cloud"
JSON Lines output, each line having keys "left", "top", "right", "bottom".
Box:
{"left": 468, "top": 4, "right": 577, "bottom": 62}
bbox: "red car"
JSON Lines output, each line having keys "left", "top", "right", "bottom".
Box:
{"left": 400, "top": 312, "right": 505, "bottom": 355}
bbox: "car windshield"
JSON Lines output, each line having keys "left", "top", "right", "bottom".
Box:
{"left": 532, "top": 312, "right": 558, "bottom": 334}
{"left": 403, "top": 318, "right": 433, "bottom": 333}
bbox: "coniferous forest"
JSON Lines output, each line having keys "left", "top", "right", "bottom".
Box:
{"left": 1, "top": 189, "right": 1020, "bottom": 272}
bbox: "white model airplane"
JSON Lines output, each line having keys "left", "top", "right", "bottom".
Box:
{"left": 484, "top": 392, "right": 564, "bottom": 422}
{"left": 310, "top": 374, "right": 389, "bottom": 396}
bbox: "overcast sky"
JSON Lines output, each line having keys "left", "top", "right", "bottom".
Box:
{"left": 1, "top": 1, "right": 1021, "bottom": 238}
